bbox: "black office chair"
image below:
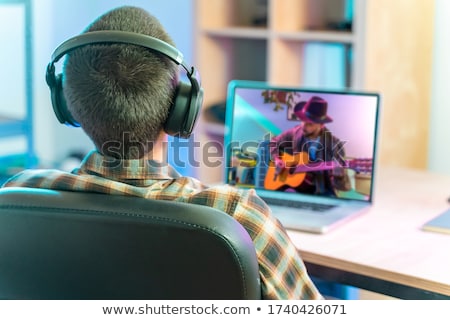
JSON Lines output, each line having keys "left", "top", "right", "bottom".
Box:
{"left": 0, "top": 187, "right": 261, "bottom": 299}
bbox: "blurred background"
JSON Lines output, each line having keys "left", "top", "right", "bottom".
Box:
{"left": 0, "top": 0, "right": 448, "bottom": 183}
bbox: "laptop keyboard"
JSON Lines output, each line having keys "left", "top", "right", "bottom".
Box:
{"left": 261, "top": 197, "right": 336, "bottom": 213}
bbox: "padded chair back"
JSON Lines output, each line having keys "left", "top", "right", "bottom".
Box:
{"left": 0, "top": 187, "right": 261, "bottom": 299}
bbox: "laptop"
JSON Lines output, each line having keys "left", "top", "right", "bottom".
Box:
{"left": 223, "top": 80, "right": 381, "bottom": 234}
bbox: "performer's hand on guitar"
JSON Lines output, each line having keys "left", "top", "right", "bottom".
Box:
{"left": 273, "top": 156, "right": 286, "bottom": 179}
{"left": 274, "top": 156, "right": 286, "bottom": 170}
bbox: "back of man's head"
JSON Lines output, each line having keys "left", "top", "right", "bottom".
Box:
{"left": 63, "top": 6, "right": 179, "bottom": 159}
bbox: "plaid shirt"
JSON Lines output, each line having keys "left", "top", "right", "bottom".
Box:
{"left": 2, "top": 150, "right": 322, "bottom": 300}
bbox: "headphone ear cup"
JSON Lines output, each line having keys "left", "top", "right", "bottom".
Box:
{"left": 164, "top": 82, "right": 192, "bottom": 138}
{"left": 50, "top": 74, "right": 79, "bottom": 127}
{"left": 50, "top": 74, "right": 67, "bottom": 124}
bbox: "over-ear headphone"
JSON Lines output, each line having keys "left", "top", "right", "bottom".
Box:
{"left": 45, "top": 30, "right": 203, "bottom": 138}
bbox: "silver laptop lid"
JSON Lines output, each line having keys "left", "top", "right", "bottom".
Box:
{"left": 224, "top": 80, "right": 381, "bottom": 204}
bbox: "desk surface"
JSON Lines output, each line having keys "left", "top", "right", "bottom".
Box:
{"left": 287, "top": 166, "right": 450, "bottom": 299}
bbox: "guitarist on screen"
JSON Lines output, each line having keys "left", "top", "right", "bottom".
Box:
{"left": 268, "top": 96, "right": 351, "bottom": 196}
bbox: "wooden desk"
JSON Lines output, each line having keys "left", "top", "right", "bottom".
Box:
{"left": 287, "top": 166, "right": 450, "bottom": 299}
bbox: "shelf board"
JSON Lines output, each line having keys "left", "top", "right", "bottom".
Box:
{"left": 0, "top": 118, "right": 28, "bottom": 138}
{"left": 202, "top": 27, "right": 354, "bottom": 44}
{"left": 276, "top": 30, "right": 354, "bottom": 44}
{"left": 202, "top": 27, "right": 269, "bottom": 39}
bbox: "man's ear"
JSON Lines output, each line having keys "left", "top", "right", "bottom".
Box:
{"left": 159, "top": 131, "right": 169, "bottom": 142}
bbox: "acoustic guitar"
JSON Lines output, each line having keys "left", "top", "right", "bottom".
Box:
{"left": 264, "top": 152, "right": 372, "bottom": 191}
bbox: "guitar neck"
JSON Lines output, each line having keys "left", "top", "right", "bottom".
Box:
{"left": 275, "top": 152, "right": 372, "bottom": 174}
{"left": 292, "top": 161, "right": 343, "bottom": 174}
{"left": 291, "top": 160, "right": 372, "bottom": 174}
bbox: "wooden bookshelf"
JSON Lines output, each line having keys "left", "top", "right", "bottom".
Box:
{"left": 193, "top": 0, "right": 434, "bottom": 183}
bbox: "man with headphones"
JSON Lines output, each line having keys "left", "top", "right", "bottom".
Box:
{"left": 2, "top": 6, "right": 321, "bottom": 300}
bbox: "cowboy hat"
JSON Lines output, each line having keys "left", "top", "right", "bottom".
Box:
{"left": 295, "top": 96, "right": 333, "bottom": 124}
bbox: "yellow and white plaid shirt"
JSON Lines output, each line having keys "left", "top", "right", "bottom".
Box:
{"left": 2, "top": 150, "right": 322, "bottom": 300}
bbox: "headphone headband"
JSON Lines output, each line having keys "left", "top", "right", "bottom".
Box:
{"left": 51, "top": 30, "right": 192, "bottom": 73}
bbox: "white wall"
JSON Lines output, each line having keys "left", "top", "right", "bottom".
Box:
{"left": 428, "top": 0, "right": 450, "bottom": 175}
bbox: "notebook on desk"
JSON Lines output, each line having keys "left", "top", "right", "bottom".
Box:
{"left": 422, "top": 208, "right": 450, "bottom": 235}
{"left": 224, "top": 80, "right": 381, "bottom": 234}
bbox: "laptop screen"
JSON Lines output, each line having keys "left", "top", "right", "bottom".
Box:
{"left": 224, "top": 80, "right": 380, "bottom": 203}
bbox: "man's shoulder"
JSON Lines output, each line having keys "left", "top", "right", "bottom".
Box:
{"left": 200, "top": 183, "right": 256, "bottom": 199}
{"left": 2, "top": 169, "right": 75, "bottom": 188}
{"left": 188, "top": 183, "right": 269, "bottom": 214}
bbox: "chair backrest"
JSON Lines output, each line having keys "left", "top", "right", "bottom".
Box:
{"left": 0, "top": 187, "right": 261, "bottom": 299}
